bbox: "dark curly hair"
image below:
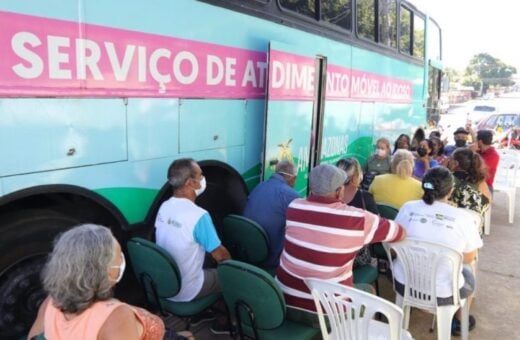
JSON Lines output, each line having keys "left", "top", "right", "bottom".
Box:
{"left": 393, "top": 134, "right": 410, "bottom": 154}
{"left": 422, "top": 167, "right": 454, "bottom": 205}
{"left": 451, "top": 148, "right": 488, "bottom": 183}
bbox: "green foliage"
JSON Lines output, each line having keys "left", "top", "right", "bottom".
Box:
{"left": 464, "top": 53, "right": 517, "bottom": 92}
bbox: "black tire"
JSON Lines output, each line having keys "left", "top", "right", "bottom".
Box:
{"left": 0, "top": 209, "right": 80, "bottom": 339}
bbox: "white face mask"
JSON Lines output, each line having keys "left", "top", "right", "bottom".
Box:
{"left": 195, "top": 176, "right": 206, "bottom": 196}
{"left": 376, "top": 148, "right": 387, "bottom": 157}
{"left": 110, "top": 253, "right": 126, "bottom": 283}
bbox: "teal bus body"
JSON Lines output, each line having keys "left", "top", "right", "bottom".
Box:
{"left": 0, "top": 1, "right": 441, "bottom": 337}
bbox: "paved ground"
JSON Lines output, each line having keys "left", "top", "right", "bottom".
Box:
{"left": 166, "top": 189, "right": 520, "bottom": 339}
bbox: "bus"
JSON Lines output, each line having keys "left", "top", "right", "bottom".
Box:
{"left": 0, "top": 0, "right": 442, "bottom": 337}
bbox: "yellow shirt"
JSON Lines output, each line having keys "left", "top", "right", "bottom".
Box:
{"left": 368, "top": 174, "right": 423, "bottom": 209}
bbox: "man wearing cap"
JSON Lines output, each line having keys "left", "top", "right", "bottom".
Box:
{"left": 243, "top": 160, "right": 300, "bottom": 268}
{"left": 276, "top": 164, "right": 406, "bottom": 327}
{"left": 470, "top": 130, "right": 500, "bottom": 192}
{"left": 444, "top": 127, "right": 470, "bottom": 156}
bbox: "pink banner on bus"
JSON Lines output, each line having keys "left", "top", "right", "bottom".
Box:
{"left": 0, "top": 11, "right": 267, "bottom": 98}
{"left": 268, "top": 49, "right": 412, "bottom": 103}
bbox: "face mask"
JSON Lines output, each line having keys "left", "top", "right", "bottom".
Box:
{"left": 195, "top": 176, "right": 206, "bottom": 196}
{"left": 455, "top": 140, "right": 466, "bottom": 147}
{"left": 111, "top": 253, "right": 126, "bottom": 283}
{"left": 376, "top": 148, "right": 387, "bottom": 157}
{"left": 417, "top": 147, "right": 427, "bottom": 157}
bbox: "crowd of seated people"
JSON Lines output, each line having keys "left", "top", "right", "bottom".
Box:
{"left": 29, "top": 127, "right": 499, "bottom": 339}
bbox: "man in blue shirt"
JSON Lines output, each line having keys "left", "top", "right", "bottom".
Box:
{"left": 243, "top": 160, "right": 300, "bottom": 268}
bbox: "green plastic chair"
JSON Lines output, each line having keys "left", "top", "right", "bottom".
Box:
{"left": 221, "top": 214, "right": 276, "bottom": 275}
{"left": 127, "top": 237, "right": 220, "bottom": 327}
{"left": 217, "top": 260, "right": 319, "bottom": 340}
{"left": 374, "top": 203, "right": 400, "bottom": 270}
{"left": 353, "top": 264, "right": 379, "bottom": 295}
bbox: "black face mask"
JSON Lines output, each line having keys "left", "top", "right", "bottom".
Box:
{"left": 417, "top": 147, "right": 427, "bottom": 157}
{"left": 455, "top": 140, "right": 466, "bottom": 147}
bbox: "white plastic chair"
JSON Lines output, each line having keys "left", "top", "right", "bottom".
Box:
{"left": 304, "top": 278, "right": 413, "bottom": 340}
{"left": 494, "top": 149, "right": 519, "bottom": 223}
{"left": 383, "top": 239, "right": 470, "bottom": 340}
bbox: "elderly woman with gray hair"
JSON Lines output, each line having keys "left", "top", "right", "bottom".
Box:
{"left": 28, "top": 224, "right": 191, "bottom": 340}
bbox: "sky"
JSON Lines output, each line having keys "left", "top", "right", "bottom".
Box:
{"left": 412, "top": 0, "right": 520, "bottom": 73}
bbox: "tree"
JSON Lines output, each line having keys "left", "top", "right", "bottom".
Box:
{"left": 463, "top": 53, "right": 517, "bottom": 93}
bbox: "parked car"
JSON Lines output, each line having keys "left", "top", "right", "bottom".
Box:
{"left": 477, "top": 112, "right": 520, "bottom": 145}
{"left": 469, "top": 104, "right": 498, "bottom": 127}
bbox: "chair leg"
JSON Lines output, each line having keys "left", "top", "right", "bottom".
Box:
{"left": 430, "top": 315, "right": 436, "bottom": 333}
{"left": 484, "top": 208, "right": 491, "bottom": 235}
{"left": 374, "top": 276, "right": 380, "bottom": 296}
{"left": 436, "top": 307, "right": 458, "bottom": 340}
{"left": 508, "top": 191, "right": 515, "bottom": 223}
{"left": 460, "top": 300, "right": 470, "bottom": 340}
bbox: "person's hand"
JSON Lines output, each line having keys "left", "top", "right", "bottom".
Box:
{"left": 468, "top": 143, "right": 479, "bottom": 152}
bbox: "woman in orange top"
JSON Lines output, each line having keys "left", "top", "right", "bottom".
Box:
{"left": 28, "top": 224, "right": 191, "bottom": 340}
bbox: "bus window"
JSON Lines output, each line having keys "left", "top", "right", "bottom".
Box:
{"left": 321, "top": 0, "right": 352, "bottom": 30}
{"left": 413, "top": 13, "right": 425, "bottom": 58}
{"left": 399, "top": 5, "right": 412, "bottom": 54}
{"left": 357, "top": 0, "right": 376, "bottom": 41}
{"left": 378, "top": 0, "right": 397, "bottom": 48}
{"left": 279, "top": 0, "right": 316, "bottom": 19}
{"left": 428, "top": 19, "right": 442, "bottom": 60}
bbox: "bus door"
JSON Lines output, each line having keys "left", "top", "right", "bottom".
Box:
{"left": 263, "top": 41, "right": 356, "bottom": 195}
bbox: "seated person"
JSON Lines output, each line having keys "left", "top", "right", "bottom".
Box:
{"left": 242, "top": 160, "right": 299, "bottom": 268}
{"left": 28, "top": 224, "right": 173, "bottom": 340}
{"left": 413, "top": 138, "right": 439, "bottom": 179}
{"left": 276, "top": 164, "right": 406, "bottom": 327}
{"left": 410, "top": 127, "right": 426, "bottom": 151}
{"left": 362, "top": 137, "right": 392, "bottom": 190}
{"left": 337, "top": 157, "right": 379, "bottom": 267}
{"left": 393, "top": 167, "right": 482, "bottom": 335}
{"left": 369, "top": 149, "right": 423, "bottom": 209}
{"left": 448, "top": 148, "right": 491, "bottom": 217}
{"left": 155, "top": 158, "right": 230, "bottom": 300}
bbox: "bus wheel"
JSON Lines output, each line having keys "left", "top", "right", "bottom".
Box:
{"left": 0, "top": 210, "right": 79, "bottom": 339}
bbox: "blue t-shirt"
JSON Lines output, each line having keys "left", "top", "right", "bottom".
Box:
{"left": 413, "top": 159, "right": 439, "bottom": 179}
{"left": 243, "top": 173, "right": 300, "bottom": 267}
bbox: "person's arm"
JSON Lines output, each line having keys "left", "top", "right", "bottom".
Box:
{"left": 28, "top": 296, "right": 50, "bottom": 339}
{"left": 211, "top": 245, "right": 231, "bottom": 263}
{"left": 463, "top": 249, "right": 478, "bottom": 264}
{"left": 193, "top": 213, "right": 230, "bottom": 262}
{"left": 98, "top": 305, "right": 142, "bottom": 340}
{"left": 478, "top": 180, "right": 492, "bottom": 203}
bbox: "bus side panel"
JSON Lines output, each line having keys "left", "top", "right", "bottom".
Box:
{"left": 0, "top": 99, "right": 127, "bottom": 177}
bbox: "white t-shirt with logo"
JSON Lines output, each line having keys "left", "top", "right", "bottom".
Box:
{"left": 393, "top": 200, "right": 483, "bottom": 298}
{"left": 155, "top": 197, "right": 221, "bottom": 302}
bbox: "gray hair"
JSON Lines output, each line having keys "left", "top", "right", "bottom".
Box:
{"left": 167, "top": 158, "right": 197, "bottom": 191}
{"left": 275, "top": 160, "right": 297, "bottom": 177}
{"left": 42, "top": 224, "right": 115, "bottom": 314}
{"left": 391, "top": 149, "right": 414, "bottom": 178}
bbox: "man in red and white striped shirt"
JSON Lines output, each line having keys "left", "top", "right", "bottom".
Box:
{"left": 276, "top": 164, "right": 406, "bottom": 325}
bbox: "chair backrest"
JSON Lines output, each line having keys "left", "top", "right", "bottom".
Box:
{"left": 305, "top": 278, "right": 405, "bottom": 340}
{"left": 384, "top": 239, "right": 463, "bottom": 311}
{"left": 495, "top": 150, "right": 519, "bottom": 189}
{"left": 376, "top": 203, "right": 399, "bottom": 220}
{"left": 217, "top": 260, "right": 285, "bottom": 331}
{"left": 221, "top": 214, "right": 269, "bottom": 265}
{"left": 127, "top": 237, "right": 181, "bottom": 301}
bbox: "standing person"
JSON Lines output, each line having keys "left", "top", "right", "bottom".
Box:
{"left": 393, "top": 134, "right": 411, "bottom": 154}
{"left": 369, "top": 149, "right": 423, "bottom": 209}
{"left": 413, "top": 139, "right": 439, "bottom": 179}
{"left": 444, "top": 127, "right": 470, "bottom": 156}
{"left": 431, "top": 136, "right": 448, "bottom": 165}
{"left": 470, "top": 130, "right": 500, "bottom": 193}
{"left": 155, "top": 158, "right": 231, "bottom": 334}
{"left": 392, "top": 167, "right": 482, "bottom": 336}
{"left": 410, "top": 127, "right": 426, "bottom": 151}
{"left": 28, "top": 224, "right": 176, "bottom": 340}
{"left": 242, "top": 160, "right": 299, "bottom": 268}
{"left": 276, "top": 164, "right": 406, "bottom": 327}
{"left": 363, "top": 137, "right": 392, "bottom": 190}
{"left": 448, "top": 148, "right": 491, "bottom": 216}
